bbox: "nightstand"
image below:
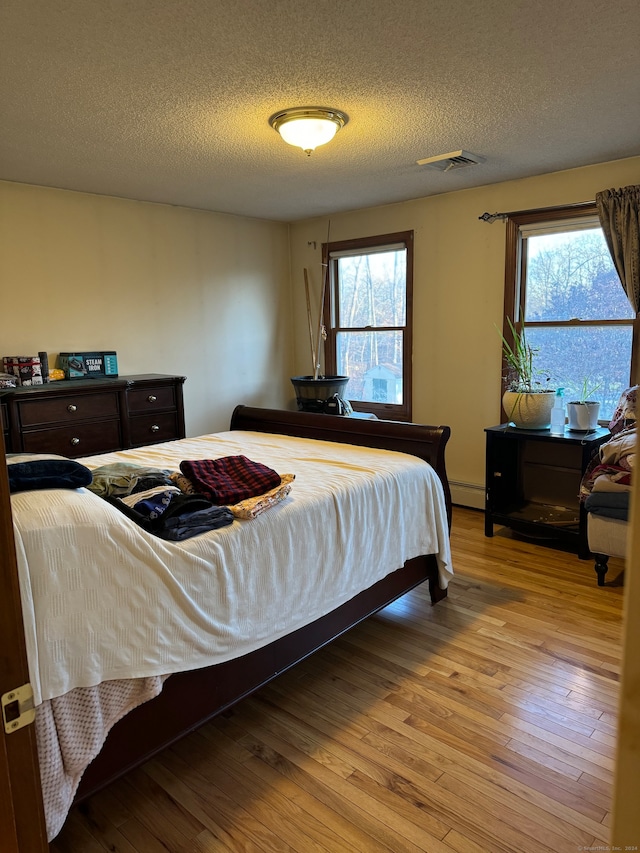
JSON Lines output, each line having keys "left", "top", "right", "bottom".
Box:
{"left": 484, "top": 424, "right": 610, "bottom": 559}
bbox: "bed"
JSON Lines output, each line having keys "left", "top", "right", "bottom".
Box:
{"left": 8, "top": 404, "right": 453, "bottom": 841}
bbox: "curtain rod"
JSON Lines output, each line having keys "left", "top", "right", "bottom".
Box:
{"left": 478, "top": 200, "right": 594, "bottom": 224}
{"left": 478, "top": 211, "right": 508, "bottom": 223}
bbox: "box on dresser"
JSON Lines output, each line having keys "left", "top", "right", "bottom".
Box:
{"left": 57, "top": 351, "right": 119, "bottom": 380}
{"left": 3, "top": 374, "right": 185, "bottom": 457}
{"left": 3, "top": 355, "right": 44, "bottom": 386}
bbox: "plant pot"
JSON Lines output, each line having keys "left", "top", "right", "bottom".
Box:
{"left": 291, "top": 375, "right": 350, "bottom": 413}
{"left": 502, "top": 390, "right": 555, "bottom": 430}
{"left": 567, "top": 400, "right": 600, "bottom": 432}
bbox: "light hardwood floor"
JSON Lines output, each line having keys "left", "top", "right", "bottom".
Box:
{"left": 49, "top": 507, "right": 625, "bottom": 853}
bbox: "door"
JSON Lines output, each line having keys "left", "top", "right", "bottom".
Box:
{"left": 0, "top": 430, "right": 48, "bottom": 851}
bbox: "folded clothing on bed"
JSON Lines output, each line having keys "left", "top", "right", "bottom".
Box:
{"left": 227, "top": 473, "right": 295, "bottom": 518}
{"left": 180, "top": 455, "right": 282, "bottom": 504}
{"left": 171, "top": 471, "right": 295, "bottom": 518}
{"left": 86, "top": 462, "right": 175, "bottom": 497}
{"left": 8, "top": 458, "right": 93, "bottom": 493}
{"left": 106, "top": 491, "right": 234, "bottom": 540}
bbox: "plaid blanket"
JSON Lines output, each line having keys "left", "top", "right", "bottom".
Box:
{"left": 179, "top": 455, "right": 281, "bottom": 504}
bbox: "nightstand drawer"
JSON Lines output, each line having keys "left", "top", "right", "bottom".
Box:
{"left": 129, "top": 412, "right": 180, "bottom": 446}
{"left": 127, "top": 386, "right": 176, "bottom": 414}
{"left": 21, "top": 419, "right": 122, "bottom": 457}
{"left": 17, "top": 391, "right": 120, "bottom": 427}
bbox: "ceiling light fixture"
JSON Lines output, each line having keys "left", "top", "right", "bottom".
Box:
{"left": 269, "top": 107, "right": 348, "bottom": 156}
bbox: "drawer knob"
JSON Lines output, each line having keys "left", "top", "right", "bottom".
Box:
{"left": 147, "top": 395, "right": 157, "bottom": 403}
{"left": 70, "top": 437, "right": 80, "bottom": 446}
{"left": 67, "top": 404, "right": 78, "bottom": 413}
{"left": 151, "top": 424, "right": 160, "bottom": 432}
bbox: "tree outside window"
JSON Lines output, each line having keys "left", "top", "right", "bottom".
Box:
{"left": 504, "top": 205, "right": 638, "bottom": 421}
{"left": 323, "top": 231, "right": 413, "bottom": 421}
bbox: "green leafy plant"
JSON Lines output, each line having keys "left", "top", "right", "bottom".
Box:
{"left": 498, "top": 316, "right": 552, "bottom": 393}
{"left": 571, "top": 377, "right": 603, "bottom": 404}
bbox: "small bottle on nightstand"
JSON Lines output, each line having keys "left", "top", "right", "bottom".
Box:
{"left": 550, "top": 388, "right": 565, "bottom": 435}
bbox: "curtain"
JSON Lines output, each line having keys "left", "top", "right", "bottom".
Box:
{"left": 595, "top": 184, "right": 640, "bottom": 312}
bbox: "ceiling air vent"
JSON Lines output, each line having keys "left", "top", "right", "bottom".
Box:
{"left": 416, "top": 150, "right": 485, "bottom": 171}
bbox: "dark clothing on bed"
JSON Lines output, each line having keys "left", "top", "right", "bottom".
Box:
{"left": 179, "top": 455, "right": 281, "bottom": 504}
{"left": 8, "top": 459, "right": 93, "bottom": 493}
{"left": 106, "top": 493, "right": 234, "bottom": 540}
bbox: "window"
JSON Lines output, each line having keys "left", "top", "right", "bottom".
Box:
{"left": 504, "top": 204, "right": 638, "bottom": 421}
{"left": 323, "top": 231, "right": 413, "bottom": 421}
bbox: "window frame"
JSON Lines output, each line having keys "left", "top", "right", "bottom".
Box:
{"left": 502, "top": 202, "right": 639, "bottom": 420}
{"left": 323, "top": 230, "right": 413, "bottom": 421}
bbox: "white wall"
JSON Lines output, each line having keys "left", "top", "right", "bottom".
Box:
{"left": 0, "top": 181, "right": 293, "bottom": 435}
{"left": 289, "top": 156, "right": 640, "bottom": 508}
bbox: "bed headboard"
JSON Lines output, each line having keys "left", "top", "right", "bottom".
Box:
{"left": 230, "top": 406, "right": 452, "bottom": 527}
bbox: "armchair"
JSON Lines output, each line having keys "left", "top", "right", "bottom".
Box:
{"left": 583, "top": 385, "right": 636, "bottom": 585}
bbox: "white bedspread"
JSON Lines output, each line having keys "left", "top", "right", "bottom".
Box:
{"left": 13, "top": 430, "right": 452, "bottom": 707}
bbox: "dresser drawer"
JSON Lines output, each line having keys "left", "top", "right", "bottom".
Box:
{"left": 127, "top": 386, "right": 176, "bottom": 414}
{"left": 5, "top": 374, "right": 185, "bottom": 456}
{"left": 21, "top": 419, "right": 122, "bottom": 458}
{"left": 129, "top": 412, "right": 180, "bottom": 446}
{"left": 17, "top": 391, "right": 120, "bottom": 427}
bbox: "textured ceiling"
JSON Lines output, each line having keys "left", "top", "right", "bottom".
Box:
{"left": 2, "top": 0, "right": 640, "bottom": 222}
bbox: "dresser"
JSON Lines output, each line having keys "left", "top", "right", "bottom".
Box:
{"left": 3, "top": 374, "right": 186, "bottom": 458}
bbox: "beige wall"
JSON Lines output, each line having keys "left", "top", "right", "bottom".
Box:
{"left": 290, "top": 157, "right": 640, "bottom": 847}
{"left": 0, "top": 181, "right": 293, "bottom": 435}
{"left": 289, "top": 155, "right": 640, "bottom": 507}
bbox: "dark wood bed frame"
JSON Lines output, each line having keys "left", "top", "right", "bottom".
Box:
{"left": 65, "top": 405, "right": 452, "bottom": 802}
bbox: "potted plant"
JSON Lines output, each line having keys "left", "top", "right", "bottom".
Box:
{"left": 566, "top": 378, "right": 602, "bottom": 431}
{"left": 499, "top": 317, "right": 555, "bottom": 429}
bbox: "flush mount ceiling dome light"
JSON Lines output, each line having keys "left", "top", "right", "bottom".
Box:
{"left": 269, "top": 106, "right": 348, "bottom": 156}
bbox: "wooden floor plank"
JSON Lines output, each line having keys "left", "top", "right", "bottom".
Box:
{"left": 144, "top": 751, "right": 296, "bottom": 853}
{"left": 233, "top": 719, "right": 441, "bottom": 852}
{"left": 70, "top": 799, "right": 139, "bottom": 853}
{"left": 173, "top": 727, "right": 371, "bottom": 853}
{"left": 49, "top": 507, "right": 624, "bottom": 853}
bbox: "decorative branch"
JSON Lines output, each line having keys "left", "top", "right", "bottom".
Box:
{"left": 312, "top": 220, "right": 331, "bottom": 380}
{"left": 303, "top": 268, "right": 317, "bottom": 377}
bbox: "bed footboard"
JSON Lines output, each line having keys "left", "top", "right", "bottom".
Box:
{"left": 74, "top": 554, "right": 443, "bottom": 803}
